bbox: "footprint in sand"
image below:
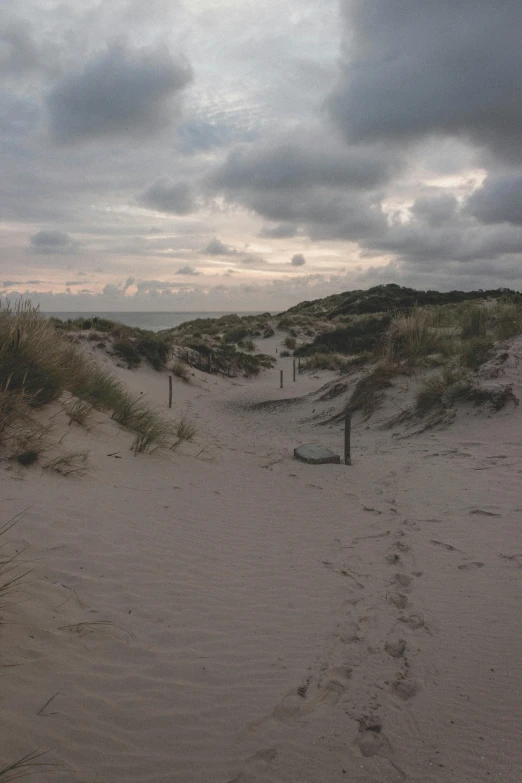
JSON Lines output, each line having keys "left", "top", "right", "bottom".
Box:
{"left": 339, "top": 620, "right": 361, "bottom": 644}
{"left": 392, "top": 675, "right": 421, "bottom": 701}
{"left": 399, "top": 612, "right": 425, "bottom": 631}
{"left": 430, "top": 539, "right": 462, "bottom": 552}
{"left": 388, "top": 591, "right": 408, "bottom": 610}
{"left": 393, "top": 573, "right": 414, "bottom": 590}
{"left": 385, "top": 638, "right": 407, "bottom": 658}
{"left": 469, "top": 508, "right": 501, "bottom": 517}
{"left": 355, "top": 721, "right": 384, "bottom": 757}
{"left": 458, "top": 561, "right": 485, "bottom": 570}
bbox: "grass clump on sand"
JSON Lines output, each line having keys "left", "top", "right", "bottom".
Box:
{"left": 170, "top": 359, "right": 191, "bottom": 383}
{"left": 0, "top": 513, "right": 31, "bottom": 612}
{"left": 492, "top": 299, "right": 522, "bottom": 340}
{"left": 415, "top": 367, "right": 469, "bottom": 414}
{"left": 460, "top": 337, "right": 494, "bottom": 370}
{"left": 346, "top": 364, "right": 395, "bottom": 419}
{"left": 382, "top": 308, "right": 453, "bottom": 369}
{"left": 0, "top": 301, "right": 196, "bottom": 460}
{"left": 415, "top": 366, "right": 518, "bottom": 415}
{"left": 459, "top": 304, "right": 489, "bottom": 339}
{"left": 0, "top": 750, "right": 55, "bottom": 781}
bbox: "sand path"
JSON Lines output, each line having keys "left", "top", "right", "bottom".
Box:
{"left": 1, "top": 342, "right": 521, "bottom": 781}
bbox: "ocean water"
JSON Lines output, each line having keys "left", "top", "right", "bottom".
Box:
{"left": 44, "top": 311, "right": 266, "bottom": 333}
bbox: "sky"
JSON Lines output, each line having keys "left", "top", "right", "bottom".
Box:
{"left": 1, "top": 0, "right": 522, "bottom": 311}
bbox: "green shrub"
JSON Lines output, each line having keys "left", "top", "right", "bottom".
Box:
{"left": 284, "top": 336, "right": 297, "bottom": 350}
{"left": 240, "top": 339, "right": 256, "bottom": 352}
{"left": 113, "top": 340, "right": 142, "bottom": 368}
{"left": 295, "top": 315, "right": 390, "bottom": 357}
{"left": 223, "top": 327, "right": 250, "bottom": 344}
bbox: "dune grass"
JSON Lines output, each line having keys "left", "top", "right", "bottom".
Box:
{"left": 0, "top": 750, "right": 54, "bottom": 781}
{"left": 0, "top": 301, "right": 195, "bottom": 460}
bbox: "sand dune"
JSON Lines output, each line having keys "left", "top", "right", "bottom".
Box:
{"left": 1, "top": 337, "right": 521, "bottom": 782}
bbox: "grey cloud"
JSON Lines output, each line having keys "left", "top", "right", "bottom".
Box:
{"left": 29, "top": 230, "right": 76, "bottom": 254}
{"left": 210, "top": 133, "right": 398, "bottom": 193}
{"left": 411, "top": 195, "right": 459, "bottom": 228}
{"left": 208, "top": 129, "right": 394, "bottom": 242}
{"left": 203, "top": 238, "right": 237, "bottom": 256}
{"left": 0, "top": 18, "right": 41, "bottom": 76}
{"left": 46, "top": 43, "right": 192, "bottom": 143}
{"left": 259, "top": 223, "right": 298, "bottom": 238}
{"left": 291, "top": 253, "right": 306, "bottom": 266}
{"left": 467, "top": 174, "right": 522, "bottom": 226}
{"left": 176, "top": 265, "right": 200, "bottom": 275}
{"left": 328, "top": 0, "right": 522, "bottom": 160}
{"left": 139, "top": 178, "right": 195, "bottom": 215}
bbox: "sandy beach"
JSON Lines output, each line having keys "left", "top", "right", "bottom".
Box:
{"left": 1, "top": 333, "right": 521, "bottom": 782}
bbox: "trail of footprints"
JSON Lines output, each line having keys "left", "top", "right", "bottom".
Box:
{"left": 233, "top": 518, "right": 431, "bottom": 780}
{"left": 234, "top": 502, "right": 497, "bottom": 778}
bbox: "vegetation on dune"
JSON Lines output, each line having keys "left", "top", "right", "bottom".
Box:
{"left": 53, "top": 315, "right": 172, "bottom": 371}
{"left": 0, "top": 301, "right": 196, "bottom": 465}
{"left": 285, "top": 283, "right": 520, "bottom": 320}
{"left": 295, "top": 314, "right": 390, "bottom": 357}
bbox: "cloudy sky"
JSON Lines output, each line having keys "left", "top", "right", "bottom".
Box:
{"left": 1, "top": 0, "right": 521, "bottom": 311}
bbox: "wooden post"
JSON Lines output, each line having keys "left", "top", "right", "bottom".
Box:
{"left": 344, "top": 412, "right": 351, "bottom": 465}
{"left": 280, "top": 369, "right": 283, "bottom": 389}
{"left": 293, "top": 359, "right": 296, "bottom": 382}
{"left": 168, "top": 375, "right": 173, "bottom": 409}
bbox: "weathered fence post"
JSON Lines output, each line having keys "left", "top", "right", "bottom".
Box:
{"left": 344, "top": 412, "right": 351, "bottom": 465}
{"left": 280, "top": 369, "right": 283, "bottom": 389}
{"left": 293, "top": 359, "right": 296, "bottom": 382}
{"left": 168, "top": 375, "right": 173, "bottom": 409}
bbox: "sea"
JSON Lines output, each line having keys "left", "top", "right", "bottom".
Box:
{"left": 44, "top": 311, "right": 267, "bottom": 333}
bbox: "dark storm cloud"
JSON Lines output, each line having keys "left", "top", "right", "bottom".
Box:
{"left": 203, "top": 238, "right": 237, "bottom": 256}
{"left": 210, "top": 134, "right": 397, "bottom": 193}
{"left": 291, "top": 254, "right": 305, "bottom": 266}
{"left": 139, "top": 178, "right": 195, "bottom": 215}
{"left": 328, "top": 0, "right": 522, "bottom": 160}
{"left": 46, "top": 43, "right": 192, "bottom": 143}
{"left": 467, "top": 174, "right": 522, "bottom": 226}
{"left": 208, "top": 129, "right": 395, "bottom": 242}
{"left": 259, "top": 223, "right": 298, "bottom": 239}
{"left": 29, "top": 230, "right": 76, "bottom": 254}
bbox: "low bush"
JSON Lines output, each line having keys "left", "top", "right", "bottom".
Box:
{"left": 295, "top": 315, "right": 390, "bottom": 357}
{"left": 284, "top": 336, "right": 297, "bottom": 350}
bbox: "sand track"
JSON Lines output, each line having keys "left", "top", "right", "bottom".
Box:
{"left": 1, "top": 352, "right": 521, "bottom": 782}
